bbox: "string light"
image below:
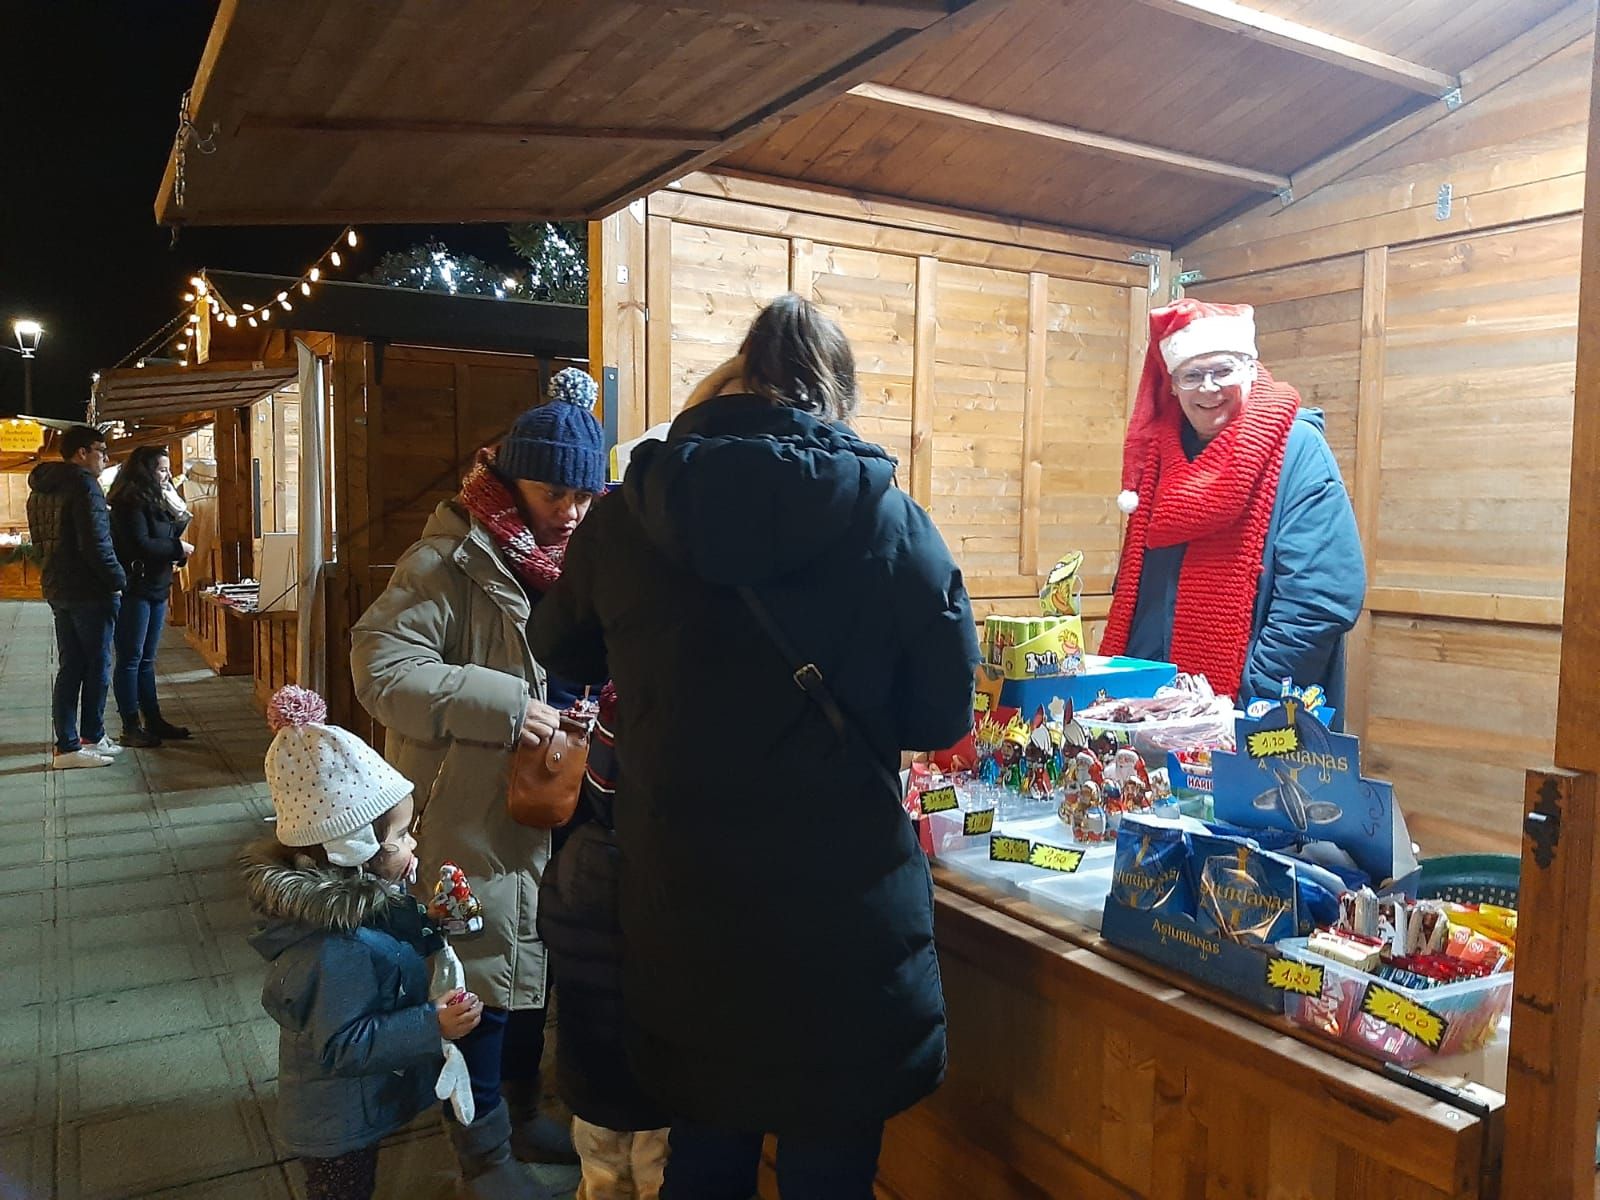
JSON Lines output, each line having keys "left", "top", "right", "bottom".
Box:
{"left": 259, "top": 309, "right": 271, "bottom": 322}
{"left": 248, "top": 317, "right": 258, "bottom": 327}
{"left": 330, "top": 251, "right": 342, "bottom": 268}
{"left": 300, "top": 281, "right": 311, "bottom": 296}
{"left": 225, "top": 313, "right": 238, "bottom": 327}
{"left": 346, "top": 230, "right": 358, "bottom": 248}
{"left": 280, "top": 299, "right": 293, "bottom": 312}
{"left": 188, "top": 313, "right": 200, "bottom": 324}
{"left": 182, "top": 292, "right": 195, "bottom": 302}
{"left": 308, "top": 267, "right": 320, "bottom": 282}
{"left": 242, "top": 303, "right": 254, "bottom": 312}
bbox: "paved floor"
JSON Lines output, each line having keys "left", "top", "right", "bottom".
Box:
{"left": 0, "top": 601, "right": 579, "bottom": 1200}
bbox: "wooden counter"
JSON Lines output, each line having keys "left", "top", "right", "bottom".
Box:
{"left": 183, "top": 590, "right": 253, "bottom": 676}
{"left": 0, "top": 555, "right": 43, "bottom": 600}
{"left": 251, "top": 610, "right": 298, "bottom": 713}
{"left": 761, "top": 873, "right": 1502, "bottom": 1200}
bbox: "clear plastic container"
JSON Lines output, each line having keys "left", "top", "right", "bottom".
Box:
{"left": 1277, "top": 938, "right": 1514, "bottom": 1066}
{"left": 1018, "top": 868, "right": 1114, "bottom": 931}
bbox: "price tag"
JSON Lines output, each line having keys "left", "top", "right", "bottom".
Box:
{"left": 920, "top": 785, "right": 959, "bottom": 815}
{"left": 990, "top": 834, "right": 1031, "bottom": 864}
{"left": 1360, "top": 984, "right": 1448, "bottom": 1051}
{"left": 973, "top": 693, "right": 992, "bottom": 714}
{"left": 962, "top": 808, "right": 995, "bottom": 836}
{"left": 1027, "top": 842, "right": 1084, "bottom": 873}
{"left": 1246, "top": 726, "right": 1301, "bottom": 760}
{"left": 1266, "top": 958, "right": 1326, "bottom": 997}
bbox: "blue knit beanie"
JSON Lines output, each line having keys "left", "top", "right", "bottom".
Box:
{"left": 497, "top": 368, "right": 605, "bottom": 491}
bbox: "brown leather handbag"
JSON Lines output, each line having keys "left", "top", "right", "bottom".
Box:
{"left": 505, "top": 713, "right": 593, "bottom": 829}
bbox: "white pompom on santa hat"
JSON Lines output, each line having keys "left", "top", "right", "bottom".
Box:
{"left": 1117, "top": 299, "right": 1258, "bottom": 514}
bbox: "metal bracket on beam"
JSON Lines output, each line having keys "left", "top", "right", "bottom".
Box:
{"left": 1130, "top": 250, "right": 1162, "bottom": 295}
{"left": 1436, "top": 182, "right": 1454, "bottom": 221}
{"left": 1276, "top": 185, "right": 1295, "bottom": 207}
{"left": 1177, "top": 270, "right": 1206, "bottom": 288}
{"left": 1441, "top": 87, "right": 1463, "bottom": 111}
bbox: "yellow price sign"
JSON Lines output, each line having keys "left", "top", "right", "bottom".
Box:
{"left": 1360, "top": 984, "right": 1447, "bottom": 1051}
{"left": 990, "top": 835, "right": 1031, "bottom": 864}
{"left": 963, "top": 809, "right": 995, "bottom": 836}
{"left": 1246, "top": 726, "right": 1301, "bottom": 760}
{"left": 1266, "top": 957, "right": 1326, "bottom": 997}
{"left": 1027, "top": 842, "right": 1085, "bottom": 874}
{"left": 920, "top": 786, "right": 959, "bottom": 815}
{"left": 973, "top": 692, "right": 992, "bottom": 714}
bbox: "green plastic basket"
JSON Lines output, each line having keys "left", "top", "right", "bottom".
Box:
{"left": 1417, "top": 854, "right": 1520, "bottom": 908}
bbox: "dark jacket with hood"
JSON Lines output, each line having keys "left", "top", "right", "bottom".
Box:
{"left": 242, "top": 840, "right": 444, "bottom": 1158}
{"left": 537, "top": 689, "right": 669, "bottom": 1133}
{"left": 110, "top": 489, "right": 187, "bottom": 600}
{"left": 529, "top": 394, "right": 981, "bottom": 1134}
{"left": 27, "top": 461, "right": 126, "bottom": 606}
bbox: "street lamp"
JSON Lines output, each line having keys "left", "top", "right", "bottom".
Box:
{"left": 6, "top": 319, "right": 44, "bottom": 412}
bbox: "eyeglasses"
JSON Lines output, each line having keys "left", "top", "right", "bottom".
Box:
{"left": 1174, "top": 359, "right": 1253, "bottom": 392}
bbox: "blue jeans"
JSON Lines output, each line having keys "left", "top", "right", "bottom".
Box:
{"left": 450, "top": 1005, "right": 547, "bottom": 1120}
{"left": 113, "top": 592, "right": 169, "bottom": 726}
{"left": 661, "top": 1121, "right": 885, "bottom": 1200}
{"left": 51, "top": 599, "right": 118, "bottom": 754}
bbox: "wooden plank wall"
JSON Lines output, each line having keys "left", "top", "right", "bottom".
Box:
{"left": 645, "top": 175, "right": 1152, "bottom": 640}
{"left": 1183, "top": 35, "right": 1589, "bottom": 856}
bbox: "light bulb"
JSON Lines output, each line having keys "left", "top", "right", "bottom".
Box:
{"left": 300, "top": 282, "right": 311, "bottom": 296}
{"left": 242, "top": 303, "right": 254, "bottom": 312}
{"left": 330, "top": 250, "right": 342, "bottom": 268}
{"left": 136, "top": 359, "right": 146, "bottom": 368}
{"left": 189, "top": 276, "right": 202, "bottom": 288}
{"left": 346, "top": 230, "right": 358, "bottom": 247}
{"left": 188, "top": 313, "right": 200, "bottom": 324}
{"left": 276, "top": 292, "right": 288, "bottom": 303}
{"left": 226, "top": 314, "right": 238, "bottom": 327}
{"left": 175, "top": 342, "right": 187, "bottom": 352}
{"left": 195, "top": 280, "right": 208, "bottom": 297}
{"left": 182, "top": 292, "right": 195, "bottom": 302}
{"left": 259, "top": 309, "right": 271, "bottom": 321}
{"left": 280, "top": 300, "right": 293, "bottom": 311}
{"left": 309, "top": 267, "right": 320, "bottom": 282}
{"left": 503, "top": 277, "right": 517, "bottom": 290}
{"left": 248, "top": 317, "right": 258, "bottom": 327}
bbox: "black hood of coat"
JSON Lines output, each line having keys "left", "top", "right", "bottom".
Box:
{"left": 28, "top": 461, "right": 87, "bottom": 493}
{"left": 621, "top": 395, "right": 897, "bottom": 586}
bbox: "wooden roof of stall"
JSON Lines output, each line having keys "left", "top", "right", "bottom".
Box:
{"left": 154, "top": 0, "right": 1000, "bottom": 226}
{"left": 94, "top": 362, "right": 297, "bottom": 422}
{"left": 720, "top": 0, "right": 1588, "bottom": 243}
{"left": 157, "top": 0, "right": 1586, "bottom": 244}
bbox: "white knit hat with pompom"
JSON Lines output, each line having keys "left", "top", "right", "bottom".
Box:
{"left": 264, "top": 686, "right": 414, "bottom": 867}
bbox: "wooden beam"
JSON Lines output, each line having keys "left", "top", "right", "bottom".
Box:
{"left": 241, "top": 114, "right": 723, "bottom": 148}
{"left": 588, "top": 205, "right": 648, "bottom": 443}
{"left": 846, "top": 82, "right": 1291, "bottom": 192}
{"left": 674, "top": 169, "right": 1153, "bottom": 263}
{"left": 909, "top": 256, "right": 938, "bottom": 508}
{"left": 1365, "top": 586, "right": 1564, "bottom": 628}
{"left": 646, "top": 190, "right": 1150, "bottom": 286}
{"left": 1179, "top": 1, "right": 1595, "bottom": 258}
{"left": 1556, "top": 13, "right": 1600, "bottom": 773}
{"left": 1503, "top": 768, "right": 1600, "bottom": 1199}
{"left": 1019, "top": 273, "right": 1048, "bottom": 578}
{"left": 1346, "top": 246, "right": 1386, "bottom": 741}
{"left": 645, "top": 215, "right": 675, "bottom": 429}
{"left": 694, "top": 0, "right": 956, "bottom": 27}
{"left": 1129, "top": 0, "right": 1457, "bottom": 96}
{"left": 589, "top": 0, "right": 1015, "bottom": 219}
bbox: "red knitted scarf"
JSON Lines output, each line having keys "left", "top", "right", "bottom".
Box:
{"left": 1101, "top": 372, "right": 1300, "bottom": 699}
{"left": 458, "top": 450, "right": 566, "bottom": 594}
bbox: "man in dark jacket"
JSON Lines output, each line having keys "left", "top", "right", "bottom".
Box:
{"left": 28, "top": 425, "right": 126, "bottom": 769}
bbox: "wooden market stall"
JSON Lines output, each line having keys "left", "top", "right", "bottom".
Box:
{"left": 158, "top": 1, "right": 1600, "bottom": 1196}
{"left": 98, "top": 272, "right": 588, "bottom": 731}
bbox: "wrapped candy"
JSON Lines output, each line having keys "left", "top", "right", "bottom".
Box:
{"left": 428, "top": 861, "right": 484, "bottom": 936}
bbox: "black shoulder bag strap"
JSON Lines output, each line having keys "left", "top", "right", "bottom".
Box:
{"left": 735, "top": 585, "right": 904, "bottom": 801}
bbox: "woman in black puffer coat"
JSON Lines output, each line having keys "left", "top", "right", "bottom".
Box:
{"left": 530, "top": 295, "right": 980, "bottom": 1200}
{"left": 108, "top": 446, "right": 193, "bottom": 747}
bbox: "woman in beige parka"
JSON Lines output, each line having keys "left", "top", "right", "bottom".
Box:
{"left": 350, "top": 369, "right": 606, "bottom": 1200}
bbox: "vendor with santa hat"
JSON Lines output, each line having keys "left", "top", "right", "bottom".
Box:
{"left": 1100, "top": 298, "right": 1365, "bottom": 718}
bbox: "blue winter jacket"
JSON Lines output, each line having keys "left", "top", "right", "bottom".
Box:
{"left": 1124, "top": 409, "right": 1365, "bottom": 714}
{"left": 242, "top": 841, "right": 444, "bottom": 1158}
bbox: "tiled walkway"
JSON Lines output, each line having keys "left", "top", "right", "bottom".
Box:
{"left": 0, "top": 601, "right": 578, "bottom": 1200}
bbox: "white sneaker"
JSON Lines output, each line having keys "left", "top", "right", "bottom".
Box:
{"left": 52, "top": 748, "right": 114, "bottom": 770}
{"left": 87, "top": 736, "right": 125, "bottom": 757}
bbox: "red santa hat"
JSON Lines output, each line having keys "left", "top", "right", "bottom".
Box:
{"left": 1118, "top": 299, "right": 1258, "bottom": 514}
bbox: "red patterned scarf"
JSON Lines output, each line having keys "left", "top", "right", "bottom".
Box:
{"left": 458, "top": 450, "right": 566, "bottom": 594}
{"left": 1101, "top": 371, "right": 1300, "bottom": 699}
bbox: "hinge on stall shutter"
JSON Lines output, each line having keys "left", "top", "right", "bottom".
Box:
{"left": 1130, "top": 251, "right": 1161, "bottom": 295}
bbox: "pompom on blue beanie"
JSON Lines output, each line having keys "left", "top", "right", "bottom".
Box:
{"left": 497, "top": 367, "right": 605, "bottom": 492}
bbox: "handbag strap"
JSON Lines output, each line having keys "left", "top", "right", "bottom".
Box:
{"left": 735, "top": 585, "right": 903, "bottom": 800}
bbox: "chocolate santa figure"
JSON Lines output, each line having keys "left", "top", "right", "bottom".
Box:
{"left": 428, "top": 861, "right": 484, "bottom": 936}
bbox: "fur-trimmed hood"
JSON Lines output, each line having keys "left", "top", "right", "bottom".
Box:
{"left": 241, "top": 838, "right": 400, "bottom": 961}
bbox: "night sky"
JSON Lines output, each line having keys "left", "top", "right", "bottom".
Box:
{"left": 1, "top": 1, "right": 524, "bottom": 422}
